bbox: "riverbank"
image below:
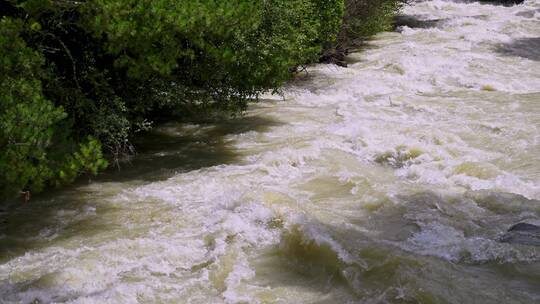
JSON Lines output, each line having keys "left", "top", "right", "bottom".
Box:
{"left": 0, "top": 0, "right": 407, "bottom": 203}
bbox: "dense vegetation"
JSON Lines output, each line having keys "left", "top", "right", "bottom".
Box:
{"left": 0, "top": 0, "right": 405, "bottom": 202}
{"left": 323, "top": 0, "right": 406, "bottom": 65}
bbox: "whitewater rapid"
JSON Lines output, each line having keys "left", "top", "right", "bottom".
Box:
{"left": 1, "top": 0, "right": 540, "bottom": 303}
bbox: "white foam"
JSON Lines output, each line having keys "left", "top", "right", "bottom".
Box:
{"left": 2, "top": 0, "right": 540, "bottom": 302}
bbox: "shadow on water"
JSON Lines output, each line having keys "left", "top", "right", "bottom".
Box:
{"left": 0, "top": 280, "right": 106, "bottom": 304}
{"left": 98, "top": 115, "right": 282, "bottom": 183}
{"left": 0, "top": 186, "right": 105, "bottom": 264}
{"left": 0, "top": 114, "right": 282, "bottom": 264}
{"left": 496, "top": 37, "right": 540, "bottom": 61}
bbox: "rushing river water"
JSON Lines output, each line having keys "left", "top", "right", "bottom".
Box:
{"left": 2, "top": 1, "right": 540, "bottom": 303}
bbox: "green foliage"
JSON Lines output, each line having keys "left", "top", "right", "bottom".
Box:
{"left": 0, "top": 17, "right": 65, "bottom": 198}
{"left": 341, "top": 0, "right": 406, "bottom": 41}
{"left": 0, "top": 15, "right": 108, "bottom": 201}
{"left": 52, "top": 137, "right": 108, "bottom": 187}
{"left": 320, "top": 0, "right": 406, "bottom": 65}
{"left": 313, "top": 0, "right": 345, "bottom": 46}
{"left": 0, "top": 0, "right": 404, "bottom": 201}
{"left": 83, "top": 0, "right": 345, "bottom": 111}
{"left": 84, "top": 0, "right": 261, "bottom": 79}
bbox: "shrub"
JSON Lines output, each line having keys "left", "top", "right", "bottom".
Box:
{"left": 83, "top": 0, "right": 345, "bottom": 109}
{"left": 341, "top": 0, "right": 405, "bottom": 41}
{"left": 321, "top": 0, "right": 407, "bottom": 65}
{"left": 1, "top": 0, "right": 403, "bottom": 201}
{"left": 313, "top": 0, "right": 346, "bottom": 47}
{"left": 0, "top": 17, "right": 107, "bottom": 200}
{"left": 0, "top": 17, "right": 65, "bottom": 199}
{"left": 0, "top": 0, "right": 347, "bottom": 200}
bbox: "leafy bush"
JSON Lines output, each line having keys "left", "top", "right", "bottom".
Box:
{"left": 0, "top": 17, "right": 65, "bottom": 198}
{"left": 0, "top": 0, "right": 346, "bottom": 200}
{"left": 0, "top": 0, "right": 404, "bottom": 201}
{"left": 321, "top": 0, "right": 407, "bottom": 65}
{"left": 0, "top": 17, "right": 107, "bottom": 200}
{"left": 52, "top": 137, "right": 108, "bottom": 187}
{"left": 341, "top": 0, "right": 405, "bottom": 41}
{"left": 84, "top": 0, "right": 344, "bottom": 108}
{"left": 313, "top": 0, "right": 346, "bottom": 47}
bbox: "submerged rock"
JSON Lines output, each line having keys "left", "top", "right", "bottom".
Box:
{"left": 394, "top": 15, "right": 446, "bottom": 30}
{"left": 500, "top": 223, "right": 540, "bottom": 247}
{"left": 479, "top": 0, "right": 525, "bottom": 6}
{"left": 509, "top": 223, "right": 540, "bottom": 232}
{"left": 515, "top": 9, "right": 540, "bottom": 18}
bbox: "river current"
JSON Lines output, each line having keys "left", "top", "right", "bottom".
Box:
{"left": 1, "top": 0, "right": 540, "bottom": 303}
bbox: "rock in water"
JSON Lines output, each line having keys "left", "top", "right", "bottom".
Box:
{"left": 509, "top": 223, "right": 540, "bottom": 232}
{"left": 480, "top": 0, "right": 525, "bottom": 6}
{"left": 500, "top": 223, "right": 540, "bottom": 246}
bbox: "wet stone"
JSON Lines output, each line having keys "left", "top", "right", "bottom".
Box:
{"left": 509, "top": 223, "right": 540, "bottom": 232}
{"left": 500, "top": 223, "right": 540, "bottom": 247}
{"left": 515, "top": 9, "right": 539, "bottom": 18}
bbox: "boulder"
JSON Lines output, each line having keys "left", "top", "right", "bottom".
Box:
{"left": 479, "top": 0, "right": 524, "bottom": 6}
{"left": 500, "top": 223, "right": 540, "bottom": 246}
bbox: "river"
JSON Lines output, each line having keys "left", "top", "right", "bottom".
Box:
{"left": 1, "top": 0, "right": 540, "bottom": 303}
